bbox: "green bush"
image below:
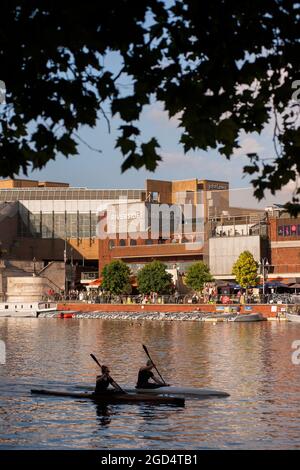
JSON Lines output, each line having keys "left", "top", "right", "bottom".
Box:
{"left": 137, "top": 261, "right": 173, "bottom": 295}
{"left": 101, "top": 260, "right": 132, "bottom": 295}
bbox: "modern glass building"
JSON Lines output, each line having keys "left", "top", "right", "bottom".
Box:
{"left": 0, "top": 180, "right": 145, "bottom": 264}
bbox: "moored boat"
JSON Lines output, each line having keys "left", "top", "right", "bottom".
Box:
{"left": 57, "top": 311, "right": 76, "bottom": 319}
{"left": 0, "top": 301, "right": 57, "bottom": 318}
{"left": 285, "top": 312, "right": 300, "bottom": 323}
{"left": 231, "top": 313, "right": 266, "bottom": 322}
{"left": 31, "top": 388, "right": 185, "bottom": 406}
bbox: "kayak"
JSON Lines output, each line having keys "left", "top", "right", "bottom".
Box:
{"left": 31, "top": 389, "right": 185, "bottom": 406}
{"left": 77, "top": 384, "right": 230, "bottom": 397}
{"left": 130, "top": 386, "right": 230, "bottom": 397}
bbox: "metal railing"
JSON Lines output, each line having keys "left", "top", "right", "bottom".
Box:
{"left": 47, "top": 292, "right": 300, "bottom": 305}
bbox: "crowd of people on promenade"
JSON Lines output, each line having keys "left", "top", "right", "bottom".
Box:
{"left": 43, "top": 287, "right": 297, "bottom": 305}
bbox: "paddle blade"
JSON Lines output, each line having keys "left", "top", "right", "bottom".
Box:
{"left": 90, "top": 354, "right": 102, "bottom": 369}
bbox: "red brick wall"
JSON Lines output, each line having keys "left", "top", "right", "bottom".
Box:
{"left": 269, "top": 217, "right": 300, "bottom": 242}
{"left": 269, "top": 216, "right": 300, "bottom": 273}
{"left": 58, "top": 302, "right": 278, "bottom": 318}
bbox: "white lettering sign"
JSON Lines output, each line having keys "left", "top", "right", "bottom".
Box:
{"left": 291, "top": 340, "right": 300, "bottom": 365}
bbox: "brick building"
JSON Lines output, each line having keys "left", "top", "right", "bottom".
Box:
{"left": 267, "top": 207, "right": 300, "bottom": 282}
{"left": 98, "top": 178, "right": 264, "bottom": 274}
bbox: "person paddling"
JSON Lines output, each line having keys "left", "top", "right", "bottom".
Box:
{"left": 136, "top": 360, "right": 169, "bottom": 389}
{"left": 95, "top": 365, "right": 121, "bottom": 394}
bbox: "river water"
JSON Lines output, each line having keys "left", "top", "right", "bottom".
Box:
{"left": 0, "top": 318, "right": 300, "bottom": 450}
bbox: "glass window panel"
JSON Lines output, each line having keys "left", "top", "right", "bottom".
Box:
{"left": 291, "top": 224, "right": 297, "bottom": 235}
{"left": 277, "top": 226, "right": 284, "bottom": 236}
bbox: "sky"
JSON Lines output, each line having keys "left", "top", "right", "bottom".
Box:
{"left": 16, "top": 98, "right": 295, "bottom": 210}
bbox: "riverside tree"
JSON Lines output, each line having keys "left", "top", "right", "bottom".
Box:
{"left": 0, "top": 1, "right": 299, "bottom": 213}
{"left": 101, "top": 260, "right": 132, "bottom": 295}
{"left": 137, "top": 261, "right": 173, "bottom": 295}
{"left": 232, "top": 251, "right": 259, "bottom": 294}
{"left": 185, "top": 262, "right": 213, "bottom": 293}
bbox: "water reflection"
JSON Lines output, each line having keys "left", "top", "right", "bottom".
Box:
{"left": 1, "top": 318, "right": 300, "bottom": 449}
{"left": 95, "top": 404, "right": 112, "bottom": 427}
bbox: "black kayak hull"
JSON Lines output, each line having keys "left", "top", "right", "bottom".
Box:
{"left": 31, "top": 389, "right": 185, "bottom": 406}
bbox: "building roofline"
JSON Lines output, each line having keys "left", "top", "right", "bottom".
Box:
{"left": 0, "top": 187, "right": 145, "bottom": 191}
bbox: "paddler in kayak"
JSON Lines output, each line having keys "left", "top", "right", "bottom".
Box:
{"left": 95, "top": 365, "right": 121, "bottom": 394}
{"left": 136, "top": 360, "right": 169, "bottom": 389}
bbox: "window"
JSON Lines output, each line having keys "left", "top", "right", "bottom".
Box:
{"left": 278, "top": 223, "right": 300, "bottom": 237}
{"left": 145, "top": 239, "right": 153, "bottom": 245}
{"left": 119, "top": 239, "right": 126, "bottom": 247}
{"left": 108, "top": 240, "right": 115, "bottom": 250}
{"left": 130, "top": 239, "right": 137, "bottom": 246}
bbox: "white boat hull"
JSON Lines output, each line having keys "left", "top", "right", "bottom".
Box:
{"left": 131, "top": 386, "right": 230, "bottom": 397}
{"left": 231, "top": 313, "right": 266, "bottom": 322}
{"left": 78, "top": 385, "right": 229, "bottom": 397}
{"left": 0, "top": 301, "right": 57, "bottom": 318}
{"left": 286, "top": 313, "right": 300, "bottom": 323}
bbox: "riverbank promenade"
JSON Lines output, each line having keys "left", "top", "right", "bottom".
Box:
{"left": 57, "top": 302, "right": 287, "bottom": 319}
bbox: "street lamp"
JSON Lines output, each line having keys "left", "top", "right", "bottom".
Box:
{"left": 64, "top": 240, "right": 68, "bottom": 299}
{"left": 260, "top": 258, "right": 269, "bottom": 299}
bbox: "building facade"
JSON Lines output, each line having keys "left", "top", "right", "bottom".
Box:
{"left": 267, "top": 207, "right": 300, "bottom": 282}
{"left": 3, "top": 177, "right": 294, "bottom": 289}
{"left": 98, "top": 178, "right": 265, "bottom": 275}
{"left": 0, "top": 179, "right": 145, "bottom": 267}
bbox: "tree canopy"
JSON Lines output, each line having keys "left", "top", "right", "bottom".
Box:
{"left": 137, "top": 260, "right": 173, "bottom": 294}
{"left": 0, "top": 1, "right": 299, "bottom": 212}
{"left": 185, "top": 262, "right": 214, "bottom": 292}
{"left": 232, "top": 251, "right": 259, "bottom": 290}
{"left": 101, "top": 260, "right": 132, "bottom": 295}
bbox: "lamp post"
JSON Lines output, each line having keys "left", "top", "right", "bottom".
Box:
{"left": 260, "top": 258, "right": 269, "bottom": 300}
{"left": 64, "top": 239, "right": 68, "bottom": 299}
{"left": 33, "top": 257, "right": 36, "bottom": 276}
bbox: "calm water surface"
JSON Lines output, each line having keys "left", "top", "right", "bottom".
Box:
{"left": 0, "top": 318, "right": 300, "bottom": 449}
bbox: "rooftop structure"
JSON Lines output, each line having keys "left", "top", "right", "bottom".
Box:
{"left": 0, "top": 178, "right": 70, "bottom": 189}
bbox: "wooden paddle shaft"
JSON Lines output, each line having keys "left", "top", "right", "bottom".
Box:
{"left": 90, "top": 354, "right": 125, "bottom": 393}
{"left": 142, "top": 344, "right": 166, "bottom": 385}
